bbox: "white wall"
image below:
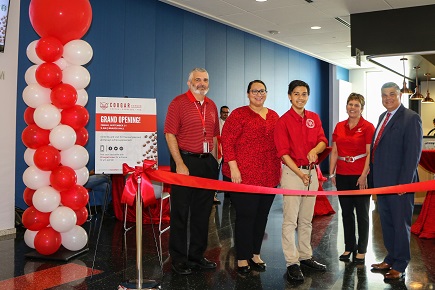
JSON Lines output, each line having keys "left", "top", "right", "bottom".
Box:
{"left": 0, "top": 0, "right": 20, "bottom": 236}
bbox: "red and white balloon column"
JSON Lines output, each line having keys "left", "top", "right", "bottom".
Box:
{"left": 21, "top": 0, "right": 93, "bottom": 255}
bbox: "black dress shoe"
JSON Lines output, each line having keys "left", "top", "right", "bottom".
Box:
{"left": 353, "top": 253, "right": 365, "bottom": 264}
{"left": 287, "top": 264, "right": 304, "bottom": 281}
{"left": 172, "top": 262, "right": 192, "bottom": 275}
{"left": 249, "top": 258, "right": 266, "bottom": 271}
{"left": 339, "top": 250, "right": 356, "bottom": 261}
{"left": 187, "top": 258, "right": 217, "bottom": 269}
{"left": 300, "top": 258, "right": 327, "bottom": 271}
{"left": 237, "top": 265, "right": 251, "bottom": 274}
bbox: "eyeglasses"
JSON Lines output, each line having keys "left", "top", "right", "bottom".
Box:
{"left": 221, "top": 111, "right": 229, "bottom": 114}
{"left": 250, "top": 89, "right": 267, "bottom": 95}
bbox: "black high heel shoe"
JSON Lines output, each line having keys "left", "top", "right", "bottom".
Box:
{"left": 353, "top": 253, "right": 365, "bottom": 264}
{"left": 249, "top": 258, "right": 266, "bottom": 271}
{"left": 339, "top": 251, "right": 356, "bottom": 261}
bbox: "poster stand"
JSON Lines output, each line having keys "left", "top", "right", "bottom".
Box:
{"left": 119, "top": 176, "right": 160, "bottom": 290}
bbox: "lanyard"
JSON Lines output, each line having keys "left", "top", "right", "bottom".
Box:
{"left": 194, "top": 101, "right": 207, "bottom": 140}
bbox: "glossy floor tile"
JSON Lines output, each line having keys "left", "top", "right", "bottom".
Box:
{"left": 1, "top": 181, "right": 435, "bottom": 289}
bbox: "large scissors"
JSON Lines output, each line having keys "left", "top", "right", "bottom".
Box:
{"left": 307, "top": 163, "right": 315, "bottom": 191}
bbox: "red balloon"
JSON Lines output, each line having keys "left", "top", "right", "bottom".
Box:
{"left": 22, "top": 206, "right": 50, "bottom": 231}
{"left": 75, "top": 127, "right": 88, "bottom": 146}
{"left": 50, "top": 166, "right": 77, "bottom": 192}
{"left": 24, "top": 107, "right": 36, "bottom": 125}
{"left": 29, "top": 0, "right": 92, "bottom": 44}
{"left": 35, "top": 36, "right": 64, "bottom": 62}
{"left": 34, "top": 145, "right": 61, "bottom": 171}
{"left": 61, "top": 185, "right": 89, "bottom": 210}
{"left": 23, "top": 187, "right": 36, "bottom": 206}
{"left": 34, "top": 227, "right": 62, "bottom": 255}
{"left": 35, "top": 62, "right": 62, "bottom": 88}
{"left": 61, "top": 105, "right": 89, "bottom": 130}
{"left": 74, "top": 207, "right": 88, "bottom": 225}
{"left": 22, "top": 124, "right": 50, "bottom": 149}
{"left": 50, "top": 83, "right": 78, "bottom": 109}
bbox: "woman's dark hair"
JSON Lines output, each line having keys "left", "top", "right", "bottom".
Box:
{"left": 247, "top": 80, "right": 267, "bottom": 93}
{"left": 288, "top": 80, "right": 310, "bottom": 95}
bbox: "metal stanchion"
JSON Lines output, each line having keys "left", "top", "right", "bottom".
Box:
{"left": 119, "top": 176, "right": 160, "bottom": 290}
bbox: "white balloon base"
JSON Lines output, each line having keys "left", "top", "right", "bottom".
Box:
{"left": 25, "top": 246, "right": 89, "bottom": 261}
{"left": 118, "top": 280, "right": 160, "bottom": 290}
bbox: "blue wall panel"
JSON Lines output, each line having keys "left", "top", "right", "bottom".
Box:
{"left": 274, "top": 45, "right": 290, "bottom": 116}
{"left": 226, "top": 28, "right": 245, "bottom": 111}
{"left": 260, "top": 40, "right": 275, "bottom": 110}
{"left": 182, "top": 13, "right": 206, "bottom": 83}
{"left": 205, "top": 21, "right": 227, "bottom": 106}
{"left": 15, "top": 0, "right": 347, "bottom": 208}
{"left": 244, "top": 34, "right": 261, "bottom": 106}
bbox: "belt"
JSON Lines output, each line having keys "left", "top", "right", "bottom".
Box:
{"left": 299, "top": 165, "right": 312, "bottom": 170}
{"left": 180, "top": 150, "right": 210, "bottom": 158}
{"left": 338, "top": 153, "right": 367, "bottom": 163}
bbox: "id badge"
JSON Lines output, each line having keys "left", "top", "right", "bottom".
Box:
{"left": 203, "top": 141, "right": 210, "bottom": 153}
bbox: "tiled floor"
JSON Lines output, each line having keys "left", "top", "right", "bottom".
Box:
{"left": 1, "top": 182, "right": 435, "bottom": 289}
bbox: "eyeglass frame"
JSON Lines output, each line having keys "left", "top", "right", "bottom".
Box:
{"left": 250, "top": 89, "right": 267, "bottom": 95}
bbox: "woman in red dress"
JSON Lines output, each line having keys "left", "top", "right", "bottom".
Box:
{"left": 221, "top": 80, "right": 281, "bottom": 274}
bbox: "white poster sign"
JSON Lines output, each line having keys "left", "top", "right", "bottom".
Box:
{"left": 95, "top": 97, "right": 157, "bottom": 174}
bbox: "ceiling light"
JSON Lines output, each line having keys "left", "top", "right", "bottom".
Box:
{"left": 409, "top": 66, "right": 424, "bottom": 100}
{"left": 256, "top": 0, "right": 267, "bottom": 2}
{"left": 399, "top": 58, "right": 413, "bottom": 96}
{"left": 268, "top": 30, "right": 280, "bottom": 35}
{"left": 311, "top": 26, "right": 321, "bottom": 30}
{"left": 422, "top": 73, "right": 434, "bottom": 103}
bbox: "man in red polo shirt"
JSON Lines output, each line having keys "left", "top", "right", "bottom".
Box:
{"left": 164, "top": 68, "right": 220, "bottom": 275}
{"left": 274, "top": 80, "right": 328, "bottom": 282}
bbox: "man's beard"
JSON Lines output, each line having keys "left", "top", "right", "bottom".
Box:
{"left": 192, "top": 85, "right": 209, "bottom": 95}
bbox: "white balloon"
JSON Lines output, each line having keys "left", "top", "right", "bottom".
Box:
{"left": 76, "top": 89, "right": 88, "bottom": 106}
{"left": 61, "top": 225, "right": 88, "bottom": 251}
{"left": 63, "top": 40, "right": 93, "bottom": 66}
{"left": 50, "top": 206, "right": 77, "bottom": 233}
{"left": 60, "top": 145, "right": 89, "bottom": 170}
{"left": 24, "top": 148, "right": 36, "bottom": 166}
{"left": 22, "top": 166, "right": 51, "bottom": 190}
{"left": 62, "top": 65, "right": 90, "bottom": 90}
{"left": 54, "top": 57, "right": 69, "bottom": 70}
{"left": 25, "top": 65, "right": 39, "bottom": 85}
{"left": 26, "top": 40, "right": 43, "bottom": 64}
{"left": 22, "top": 83, "right": 51, "bottom": 108}
{"left": 24, "top": 229, "right": 38, "bottom": 249}
{"left": 49, "top": 124, "right": 77, "bottom": 150}
{"left": 75, "top": 167, "right": 89, "bottom": 186}
{"left": 32, "top": 186, "right": 61, "bottom": 213}
{"left": 33, "top": 104, "right": 61, "bottom": 130}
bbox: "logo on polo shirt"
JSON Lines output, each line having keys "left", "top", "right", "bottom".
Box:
{"left": 306, "top": 119, "right": 315, "bottom": 128}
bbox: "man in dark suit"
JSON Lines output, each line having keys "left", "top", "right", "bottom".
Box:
{"left": 369, "top": 82, "right": 422, "bottom": 281}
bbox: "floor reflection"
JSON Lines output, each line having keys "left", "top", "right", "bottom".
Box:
{"left": 2, "top": 183, "right": 435, "bottom": 289}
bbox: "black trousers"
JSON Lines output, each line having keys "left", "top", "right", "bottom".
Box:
{"left": 336, "top": 174, "right": 370, "bottom": 253}
{"left": 223, "top": 175, "right": 275, "bottom": 260}
{"left": 169, "top": 154, "right": 218, "bottom": 263}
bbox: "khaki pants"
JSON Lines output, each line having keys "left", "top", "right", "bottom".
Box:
{"left": 280, "top": 165, "right": 319, "bottom": 266}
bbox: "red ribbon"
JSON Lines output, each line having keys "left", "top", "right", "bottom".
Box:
{"left": 144, "top": 162, "right": 435, "bottom": 196}
{"left": 122, "top": 161, "right": 158, "bottom": 206}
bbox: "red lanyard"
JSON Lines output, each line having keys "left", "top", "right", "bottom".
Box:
{"left": 194, "top": 101, "right": 207, "bottom": 140}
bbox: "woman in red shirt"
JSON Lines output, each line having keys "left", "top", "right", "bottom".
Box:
{"left": 221, "top": 80, "right": 281, "bottom": 275}
{"left": 329, "top": 93, "right": 375, "bottom": 264}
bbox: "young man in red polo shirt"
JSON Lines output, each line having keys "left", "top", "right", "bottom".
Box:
{"left": 274, "top": 80, "right": 328, "bottom": 282}
{"left": 164, "top": 68, "right": 220, "bottom": 275}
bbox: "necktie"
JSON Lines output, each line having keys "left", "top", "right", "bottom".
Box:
{"left": 372, "top": 112, "right": 391, "bottom": 162}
